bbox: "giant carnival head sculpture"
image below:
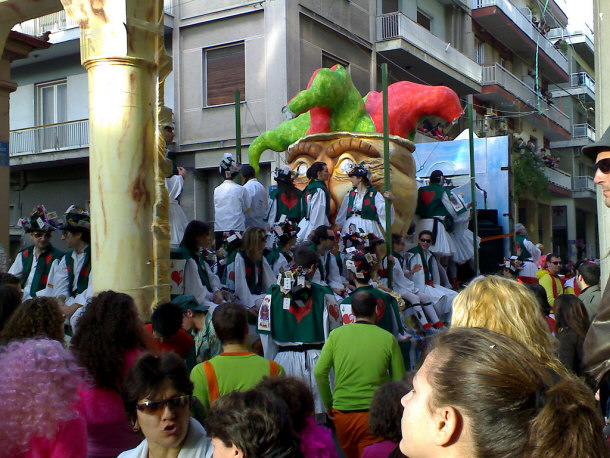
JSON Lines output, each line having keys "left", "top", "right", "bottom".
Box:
{"left": 248, "top": 64, "right": 463, "bottom": 234}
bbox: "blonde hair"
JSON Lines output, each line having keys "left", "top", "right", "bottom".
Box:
{"left": 242, "top": 227, "right": 266, "bottom": 262}
{"left": 451, "top": 275, "right": 566, "bottom": 375}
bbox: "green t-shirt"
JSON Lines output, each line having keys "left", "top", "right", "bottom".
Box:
{"left": 314, "top": 322, "right": 405, "bottom": 411}
{"left": 190, "top": 352, "right": 285, "bottom": 411}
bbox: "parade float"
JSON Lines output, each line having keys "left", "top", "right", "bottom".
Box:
{"left": 248, "top": 64, "right": 463, "bottom": 235}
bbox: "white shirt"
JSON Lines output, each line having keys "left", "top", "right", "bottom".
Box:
{"left": 8, "top": 248, "right": 40, "bottom": 300}
{"left": 243, "top": 178, "right": 268, "bottom": 229}
{"left": 213, "top": 180, "right": 251, "bottom": 232}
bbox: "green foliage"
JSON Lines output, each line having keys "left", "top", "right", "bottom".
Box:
{"left": 512, "top": 139, "right": 549, "bottom": 201}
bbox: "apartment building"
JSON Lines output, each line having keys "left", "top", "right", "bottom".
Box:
{"left": 6, "top": 0, "right": 597, "bottom": 262}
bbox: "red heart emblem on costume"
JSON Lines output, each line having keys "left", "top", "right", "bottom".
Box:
{"left": 280, "top": 193, "right": 298, "bottom": 210}
{"left": 171, "top": 269, "right": 183, "bottom": 287}
{"left": 40, "top": 274, "right": 48, "bottom": 285}
{"left": 23, "top": 249, "right": 29, "bottom": 257}
{"left": 363, "top": 198, "right": 370, "bottom": 206}
{"left": 375, "top": 298, "right": 386, "bottom": 323}
{"left": 342, "top": 314, "right": 353, "bottom": 325}
{"left": 46, "top": 254, "right": 53, "bottom": 263}
{"left": 229, "top": 271, "right": 235, "bottom": 281}
{"left": 420, "top": 190, "right": 436, "bottom": 205}
{"left": 81, "top": 266, "right": 89, "bottom": 276}
{"left": 66, "top": 264, "right": 71, "bottom": 274}
{"left": 328, "top": 304, "right": 340, "bottom": 321}
{"left": 371, "top": 205, "right": 376, "bottom": 211}
{"left": 245, "top": 267, "right": 253, "bottom": 277}
{"left": 289, "top": 296, "right": 313, "bottom": 323}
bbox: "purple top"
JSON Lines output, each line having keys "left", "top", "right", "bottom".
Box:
{"left": 361, "top": 440, "right": 398, "bottom": 458}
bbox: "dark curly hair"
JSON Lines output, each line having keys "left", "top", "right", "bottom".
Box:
{"left": 121, "top": 352, "right": 193, "bottom": 425}
{"left": 205, "top": 388, "right": 302, "bottom": 457}
{"left": 0, "top": 284, "right": 22, "bottom": 331}
{"left": 369, "top": 381, "right": 411, "bottom": 442}
{"left": 255, "top": 375, "right": 314, "bottom": 432}
{"left": 0, "top": 297, "right": 64, "bottom": 343}
{"left": 151, "top": 302, "right": 183, "bottom": 339}
{"left": 71, "top": 291, "right": 147, "bottom": 391}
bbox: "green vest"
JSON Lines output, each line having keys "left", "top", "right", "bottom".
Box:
{"left": 65, "top": 245, "right": 91, "bottom": 297}
{"left": 346, "top": 187, "right": 379, "bottom": 222}
{"left": 20, "top": 244, "right": 64, "bottom": 297}
{"left": 242, "top": 252, "right": 264, "bottom": 295}
{"left": 171, "top": 246, "right": 211, "bottom": 291}
{"left": 416, "top": 184, "right": 449, "bottom": 217}
{"left": 302, "top": 180, "right": 331, "bottom": 220}
{"left": 266, "top": 247, "right": 291, "bottom": 269}
{"left": 342, "top": 285, "right": 404, "bottom": 335}
{"left": 393, "top": 251, "right": 405, "bottom": 270}
{"left": 514, "top": 235, "right": 533, "bottom": 261}
{"left": 259, "top": 283, "right": 332, "bottom": 343}
{"left": 408, "top": 245, "right": 435, "bottom": 285}
{"left": 269, "top": 188, "right": 304, "bottom": 222}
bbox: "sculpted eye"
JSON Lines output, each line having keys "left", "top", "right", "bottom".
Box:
{"left": 337, "top": 157, "right": 356, "bottom": 174}
{"left": 296, "top": 162, "right": 309, "bottom": 175}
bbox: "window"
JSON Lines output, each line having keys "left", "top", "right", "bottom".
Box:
{"left": 417, "top": 10, "right": 431, "bottom": 31}
{"left": 381, "top": 0, "right": 399, "bottom": 14}
{"left": 204, "top": 43, "right": 245, "bottom": 107}
{"left": 36, "top": 80, "right": 67, "bottom": 126}
{"left": 475, "top": 40, "right": 485, "bottom": 65}
{"left": 322, "top": 52, "right": 349, "bottom": 71}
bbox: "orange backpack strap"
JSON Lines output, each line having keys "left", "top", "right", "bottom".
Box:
{"left": 202, "top": 361, "right": 220, "bottom": 405}
{"left": 269, "top": 360, "right": 280, "bottom": 377}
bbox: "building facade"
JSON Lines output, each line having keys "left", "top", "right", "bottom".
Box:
{"left": 7, "top": 0, "right": 598, "bottom": 262}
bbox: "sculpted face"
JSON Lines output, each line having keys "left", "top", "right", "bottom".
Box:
{"left": 287, "top": 132, "right": 417, "bottom": 234}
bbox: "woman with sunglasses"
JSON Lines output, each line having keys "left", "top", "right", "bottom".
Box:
{"left": 72, "top": 291, "right": 149, "bottom": 457}
{"left": 120, "top": 352, "right": 211, "bottom": 458}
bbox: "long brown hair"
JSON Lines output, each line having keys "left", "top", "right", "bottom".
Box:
{"left": 554, "top": 294, "right": 590, "bottom": 339}
{"left": 428, "top": 328, "right": 606, "bottom": 457}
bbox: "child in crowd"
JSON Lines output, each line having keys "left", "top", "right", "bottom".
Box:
{"left": 143, "top": 301, "right": 194, "bottom": 359}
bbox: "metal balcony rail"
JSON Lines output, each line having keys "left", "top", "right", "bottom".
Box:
{"left": 570, "top": 72, "right": 595, "bottom": 93}
{"left": 10, "top": 119, "right": 89, "bottom": 156}
{"left": 481, "top": 64, "right": 571, "bottom": 132}
{"left": 572, "top": 123, "right": 595, "bottom": 141}
{"left": 573, "top": 176, "right": 595, "bottom": 192}
{"left": 13, "top": 10, "right": 78, "bottom": 36}
{"left": 549, "top": 28, "right": 594, "bottom": 47}
{"left": 14, "top": 2, "right": 172, "bottom": 36}
{"left": 543, "top": 166, "right": 571, "bottom": 190}
{"left": 377, "top": 12, "right": 481, "bottom": 83}
{"left": 473, "top": 0, "right": 568, "bottom": 67}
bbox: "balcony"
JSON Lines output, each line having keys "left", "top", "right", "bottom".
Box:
{"left": 551, "top": 72, "right": 595, "bottom": 101}
{"left": 544, "top": 166, "right": 572, "bottom": 194}
{"left": 472, "top": 0, "right": 568, "bottom": 82}
{"left": 573, "top": 176, "right": 595, "bottom": 192}
{"left": 479, "top": 64, "right": 571, "bottom": 140}
{"left": 10, "top": 119, "right": 89, "bottom": 168}
{"left": 13, "top": 2, "right": 173, "bottom": 38}
{"left": 550, "top": 123, "right": 595, "bottom": 149}
{"left": 376, "top": 12, "right": 482, "bottom": 95}
{"left": 549, "top": 28, "right": 594, "bottom": 69}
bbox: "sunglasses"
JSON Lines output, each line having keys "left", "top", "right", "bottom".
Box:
{"left": 595, "top": 159, "right": 610, "bottom": 174}
{"left": 135, "top": 395, "right": 190, "bottom": 414}
{"left": 33, "top": 232, "right": 52, "bottom": 239}
{"left": 420, "top": 238, "right": 432, "bottom": 243}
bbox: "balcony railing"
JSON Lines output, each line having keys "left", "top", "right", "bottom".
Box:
{"left": 473, "top": 0, "right": 568, "bottom": 67}
{"left": 573, "top": 176, "right": 595, "bottom": 193}
{"left": 10, "top": 119, "right": 89, "bottom": 157}
{"left": 482, "top": 64, "right": 571, "bottom": 132}
{"left": 549, "top": 28, "right": 594, "bottom": 49}
{"left": 543, "top": 166, "right": 571, "bottom": 190}
{"left": 570, "top": 72, "right": 595, "bottom": 93}
{"left": 377, "top": 12, "right": 481, "bottom": 83}
{"left": 14, "top": 2, "right": 172, "bottom": 36}
{"left": 572, "top": 123, "right": 595, "bottom": 142}
{"left": 13, "top": 10, "right": 78, "bottom": 36}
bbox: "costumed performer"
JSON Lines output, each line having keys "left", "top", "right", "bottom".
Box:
{"left": 265, "top": 218, "right": 299, "bottom": 276}
{"left": 335, "top": 161, "right": 394, "bottom": 239}
{"left": 407, "top": 230, "right": 457, "bottom": 324}
{"left": 9, "top": 205, "right": 63, "bottom": 301}
{"left": 297, "top": 162, "right": 331, "bottom": 242}
{"left": 166, "top": 166, "right": 189, "bottom": 247}
{"left": 513, "top": 223, "right": 541, "bottom": 283}
{"left": 257, "top": 246, "right": 341, "bottom": 415}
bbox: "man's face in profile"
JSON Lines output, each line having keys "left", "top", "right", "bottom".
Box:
{"left": 594, "top": 153, "right": 610, "bottom": 208}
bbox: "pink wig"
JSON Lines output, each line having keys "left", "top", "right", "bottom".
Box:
{"left": 0, "top": 339, "right": 86, "bottom": 456}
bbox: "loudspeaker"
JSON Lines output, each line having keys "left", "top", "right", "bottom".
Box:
{"left": 477, "top": 225, "right": 504, "bottom": 275}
